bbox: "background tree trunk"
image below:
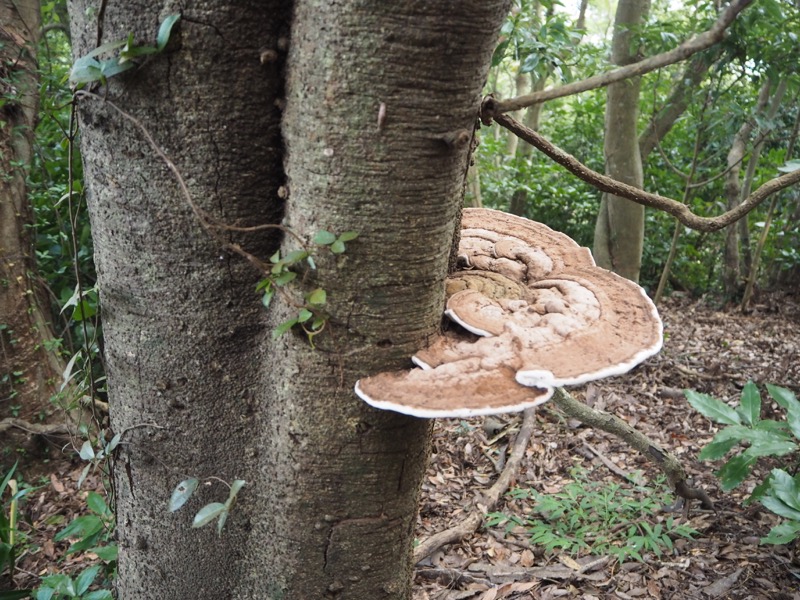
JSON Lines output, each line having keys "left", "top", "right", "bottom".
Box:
{"left": 592, "top": 0, "right": 651, "bottom": 283}
{"left": 69, "top": 1, "right": 509, "bottom": 598}
{"left": 0, "top": 0, "right": 63, "bottom": 437}
{"left": 723, "top": 81, "right": 770, "bottom": 296}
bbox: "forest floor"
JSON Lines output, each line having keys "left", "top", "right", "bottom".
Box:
{"left": 4, "top": 291, "right": 800, "bottom": 598}
{"left": 413, "top": 291, "right": 800, "bottom": 600}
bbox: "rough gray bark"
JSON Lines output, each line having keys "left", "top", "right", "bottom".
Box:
{"left": 69, "top": 1, "right": 509, "bottom": 598}
{"left": 593, "top": 0, "right": 651, "bottom": 283}
{"left": 69, "top": 3, "right": 290, "bottom": 597}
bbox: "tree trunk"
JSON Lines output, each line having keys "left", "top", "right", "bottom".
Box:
{"left": 0, "top": 1, "right": 62, "bottom": 432}
{"left": 68, "top": 1, "right": 509, "bottom": 599}
{"left": 723, "top": 80, "right": 770, "bottom": 297}
{"left": 592, "top": 0, "right": 651, "bottom": 283}
{"left": 737, "top": 80, "right": 787, "bottom": 285}
{"left": 638, "top": 50, "right": 719, "bottom": 160}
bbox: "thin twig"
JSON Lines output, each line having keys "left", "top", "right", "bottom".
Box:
{"left": 73, "top": 91, "right": 304, "bottom": 262}
{"left": 413, "top": 408, "right": 537, "bottom": 564}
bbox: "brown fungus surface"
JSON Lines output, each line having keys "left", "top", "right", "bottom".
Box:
{"left": 355, "top": 208, "right": 663, "bottom": 418}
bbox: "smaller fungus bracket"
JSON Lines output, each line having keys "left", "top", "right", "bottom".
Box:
{"left": 354, "top": 364, "right": 552, "bottom": 419}
{"left": 354, "top": 208, "right": 663, "bottom": 418}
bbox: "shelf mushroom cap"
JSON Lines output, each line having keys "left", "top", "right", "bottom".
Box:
{"left": 355, "top": 364, "right": 553, "bottom": 419}
{"left": 354, "top": 208, "right": 663, "bottom": 418}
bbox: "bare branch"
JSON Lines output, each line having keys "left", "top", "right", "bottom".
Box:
{"left": 483, "top": 103, "right": 800, "bottom": 233}
{"left": 496, "top": 0, "right": 755, "bottom": 113}
{"left": 0, "top": 417, "right": 72, "bottom": 436}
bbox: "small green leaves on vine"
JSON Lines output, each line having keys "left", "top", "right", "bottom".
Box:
{"left": 313, "top": 229, "right": 359, "bottom": 254}
{"left": 70, "top": 14, "right": 181, "bottom": 86}
{"left": 169, "top": 478, "right": 245, "bottom": 537}
{"left": 257, "top": 229, "right": 358, "bottom": 344}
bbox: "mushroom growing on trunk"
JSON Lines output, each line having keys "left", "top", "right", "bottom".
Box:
{"left": 355, "top": 208, "right": 663, "bottom": 418}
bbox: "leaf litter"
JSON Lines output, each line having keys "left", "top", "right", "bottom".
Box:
{"left": 5, "top": 292, "right": 800, "bottom": 598}
{"left": 414, "top": 291, "right": 800, "bottom": 600}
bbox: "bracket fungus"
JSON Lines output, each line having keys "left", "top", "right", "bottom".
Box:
{"left": 354, "top": 208, "right": 663, "bottom": 418}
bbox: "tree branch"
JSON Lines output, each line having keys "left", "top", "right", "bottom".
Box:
{"left": 482, "top": 104, "right": 800, "bottom": 232}
{"left": 495, "top": 0, "right": 754, "bottom": 113}
{"left": 0, "top": 417, "right": 72, "bottom": 436}
{"left": 551, "top": 388, "right": 713, "bottom": 510}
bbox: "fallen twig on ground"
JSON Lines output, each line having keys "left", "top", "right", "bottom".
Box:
{"left": 551, "top": 387, "right": 714, "bottom": 510}
{"left": 414, "top": 408, "right": 537, "bottom": 564}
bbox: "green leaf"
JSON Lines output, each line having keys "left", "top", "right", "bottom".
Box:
{"left": 86, "top": 492, "right": 109, "bottom": 516}
{"left": 685, "top": 390, "right": 741, "bottom": 425}
{"left": 282, "top": 249, "right": 309, "bottom": 265}
{"left": 228, "top": 479, "right": 246, "bottom": 501}
{"left": 69, "top": 57, "right": 103, "bottom": 85}
{"left": 746, "top": 475, "right": 774, "bottom": 504}
{"left": 737, "top": 381, "right": 761, "bottom": 426}
{"left": 742, "top": 436, "right": 796, "bottom": 458}
{"left": 106, "top": 432, "right": 122, "bottom": 454}
{"left": 75, "top": 565, "right": 101, "bottom": 595}
{"left": 0, "top": 462, "right": 17, "bottom": 495}
{"left": 192, "top": 503, "right": 226, "bottom": 528}
{"left": 61, "top": 351, "right": 80, "bottom": 392}
{"left": 217, "top": 509, "right": 229, "bottom": 536}
{"left": 337, "top": 231, "right": 359, "bottom": 242}
{"left": 90, "top": 544, "right": 118, "bottom": 562}
{"left": 269, "top": 250, "right": 281, "bottom": 264}
{"left": 697, "top": 437, "right": 739, "bottom": 461}
{"left": 297, "top": 308, "right": 312, "bottom": 323}
{"left": 272, "top": 318, "right": 297, "bottom": 339}
{"left": 313, "top": 230, "right": 336, "bottom": 245}
{"left": 767, "top": 384, "right": 800, "bottom": 439}
{"left": 761, "top": 520, "right": 800, "bottom": 544}
{"left": 33, "top": 587, "right": 55, "bottom": 600}
{"left": 72, "top": 299, "right": 97, "bottom": 322}
{"left": 83, "top": 39, "right": 128, "bottom": 59}
{"left": 119, "top": 44, "right": 159, "bottom": 61}
{"left": 778, "top": 159, "right": 800, "bottom": 173}
{"left": 157, "top": 14, "right": 181, "bottom": 51}
{"left": 39, "top": 574, "right": 74, "bottom": 595}
{"left": 78, "top": 440, "right": 95, "bottom": 461}
{"left": 83, "top": 591, "right": 114, "bottom": 600}
{"left": 768, "top": 469, "right": 800, "bottom": 512}
{"left": 261, "top": 289, "right": 274, "bottom": 308}
{"left": 754, "top": 419, "right": 790, "bottom": 434}
{"left": 98, "top": 57, "right": 136, "bottom": 79}
{"left": 77, "top": 463, "right": 92, "bottom": 490}
{"left": 55, "top": 514, "right": 104, "bottom": 542}
{"left": 67, "top": 530, "right": 104, "bottom": 554}
{"left": 272, "top": 271, "right": 297, "bottom": 286}
{"left": 306, "top": 288, "right": 326, "bottom": 305}
{"left": 716, "top": 454, "right": 757, "bottom": 491}
{"left": 330, "top": 239, "right": 346, "bottom": 254}
{"left": 767, "top": 384, "right": 800, "bottom": 412}
{"left": 169, "top": 478, "right": 199, "bottom": 512}
{"left": 761, "top": 495, "right": 800, "bottom": 522}
{"left": 306, "top": 255, "right": 317, "bottom": 270}
{"left": 491, "top": 38, "right": 511, "bottom": 66}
